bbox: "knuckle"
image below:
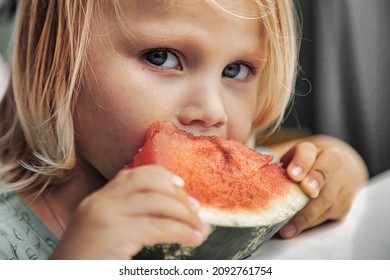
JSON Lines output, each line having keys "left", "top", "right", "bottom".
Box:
{"left": 318, "top": 190, "right": 337, "bottom": 212}
{"left": 120, "top": 165, "right": 167, "bottom": 184}
{"left": 312, "top": 167, "right": 328, "bottom": 185}
{"left": 297, "top": 142, "right": 318, "bottom": 159}
{"left": 118, "top": 167, "right": 139, "bottom": 180}
{"left": 327, "top": 147, "right": 344, "bottom": 168}
{"left": 310, "top": 147, "right": 344, "bottom": 184}
{"left": 149, "top": 164, "right": 169, "bottom": 174}
{"left": 293, "top": 142, "right": 318, "bottom": 169}
{"left": 298, "top": 141, "right": 317, "bottom": 151}
{"left": 144, "top": 220, "right": 198, "bottom": 246}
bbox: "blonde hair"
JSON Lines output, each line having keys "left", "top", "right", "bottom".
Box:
{"left": 0, "top": 0, "right": 300, "bottom": 194}
{"left": 251, "top": 0, "right": 300, "bottom": 134}
{"left": 0, "top": 0, "right": 94, "bottom": 193}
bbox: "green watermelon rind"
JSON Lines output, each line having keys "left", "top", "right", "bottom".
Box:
{"left": 133, "top": 220, "right": 289, "bottom": 260}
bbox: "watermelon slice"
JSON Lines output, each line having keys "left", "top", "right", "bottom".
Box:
{"left": 126, "top": 121, "right": 309, "bottom": 259}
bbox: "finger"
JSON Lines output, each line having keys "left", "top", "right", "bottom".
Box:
{"left": 311, "top": 185, "right": 352, "bottom": 225}
{"left": 129, "top": 216, "right": 210, "bottom": 250}
{"left": 282, "top": 142, "right": 318, "bottom": 182}
{"left": 301, "top": 147, "right": 343, "bottom": 198}
{"left": 278, "top": 203, "right": 327, "bottom": 239}
{"left": 124, "top": 192, "right": 208, "bottom": 233}
{"left": 279, "top": 182, "right": 339, "bottom": 239}
{"left": 113, "top": 165, "right": 186, "bottom": 198}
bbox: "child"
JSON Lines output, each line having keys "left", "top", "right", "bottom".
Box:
{"left": 0, "top": 0, "right": 367, "bottom": 259}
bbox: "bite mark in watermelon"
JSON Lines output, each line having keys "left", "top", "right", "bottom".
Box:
{"left": 126, "top": 121, "right": 308, "bottom": 227}
{"left": 125, "top": 121, "right": 309, "bottom": 259}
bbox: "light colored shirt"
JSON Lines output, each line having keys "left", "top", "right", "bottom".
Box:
{"left": 0, "top": 189, "right": 59, "bottom": 260}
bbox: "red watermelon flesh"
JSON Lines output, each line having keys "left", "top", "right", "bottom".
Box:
{"left": 129, "top": 122, "right": 284, "bottom": 210}
{"left": 126, "top": 121, "right": 308, "bottom": 228}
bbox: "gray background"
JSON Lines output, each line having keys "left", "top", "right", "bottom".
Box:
{"left": 287, "top": 0, "right": 390, "bottom": 176}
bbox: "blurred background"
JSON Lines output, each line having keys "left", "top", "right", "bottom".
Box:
{"left": 0, "top": 0, "right": 14, "bottom": 96}
{"left": 267, "top": 0, "right": 390, "bottom": 177}
{"left": 1, "top": 0, "right": 389, "bottom": 177}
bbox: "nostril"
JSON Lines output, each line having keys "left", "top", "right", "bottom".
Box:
{"left": 178, "top": 106, "right": 228, "bottom": 129}
{"left": 179, "top": 115, "right": 227, "bottom": 131}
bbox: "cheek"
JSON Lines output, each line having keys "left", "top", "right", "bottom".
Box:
{"left": 229, "top": 113, "right": 253, "bottom": 143}
{"left": 226, "top": 95, "right": 257, "bottom": 143}
{"left": 74, "top": 98, "right": 141, "bottom": 179}
{"left": 74, "top": 77, "right": 154, "bottom": 179}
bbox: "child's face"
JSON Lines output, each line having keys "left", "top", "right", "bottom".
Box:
{"left": 76, "top": 0, "right": 266, "bottom": 179}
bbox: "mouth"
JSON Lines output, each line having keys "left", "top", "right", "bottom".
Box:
{"left": 173, "top": 123, "right": 227, "bottom": 138}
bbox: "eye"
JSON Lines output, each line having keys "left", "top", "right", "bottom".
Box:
{"left": 222, "top": 63, "right": 251, "bottom": 80}
{"left": 143, "top": 49, "right": 181, "bottom": 70}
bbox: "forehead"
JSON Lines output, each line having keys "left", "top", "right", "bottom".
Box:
{"left": 94, "top": 0, "right": 267, "bottom": 46}
{"left": 100, "top": 0, "right": 266, "bottom": 27}
{"left": 118, "top": 0, "right": 262, "bottom": 18}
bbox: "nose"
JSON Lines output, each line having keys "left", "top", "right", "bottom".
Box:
{"left": 178, "top": 78, "right": 228, "bottom": 130}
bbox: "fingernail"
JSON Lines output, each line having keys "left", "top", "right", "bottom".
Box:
{"left": 280, "top": 224, "right": 296, "bottom": 239}
{"left": 200, "top": 220, "right": 210, "bottom": 233}
{"left": 194, "top": 231, "right": 207, "bottom": 242}
{"left": 306, "top": 178, "right": 320, "bottom": 198}
{"left": 188, "top": 196, "right": 200, "bottom": 210}
{"left": 291, "top": 166, "right": 303, "bottom": 178}
{"left": 172, "top": 175, "right": 185, "bottom": 187}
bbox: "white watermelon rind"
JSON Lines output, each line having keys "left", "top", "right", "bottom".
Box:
{"left": 199, "top": 183, "right": 309, "bottom": 227}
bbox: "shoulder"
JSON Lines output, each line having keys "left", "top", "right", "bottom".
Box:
{"left": 0, "top": 191, "right": 59, "bottom": 260}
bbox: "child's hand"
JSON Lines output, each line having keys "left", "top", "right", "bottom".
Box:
{"left": 271, "top": 135, "right": 368, "bottom": 239}
{"left": 50, "top": 165, "right": 210, "bottom": 259}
